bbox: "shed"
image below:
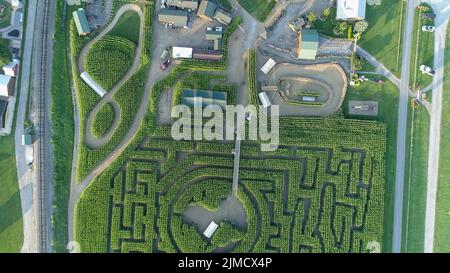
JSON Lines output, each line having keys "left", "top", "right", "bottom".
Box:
{"left": 197, "top": 0, "right": 217, "bottom": 20}
{"left": 72, "top": 8, "right": 91, "bottom": 36}
{"left": 297, "top": 29, "right": 319, "bottom": 60}
{"left": 182, "top": 89, "right": 227, "bottom": 110}
{"left": 203, "top": 221, "right": 219, "bottom": 238}
{"left": 172, "top": 47, "right": 193, "bottom": 59}
{"left": 258, "top": 92, "right": 271, "bottom": 108}
{"left": 260, "top": 58, "right": 276, "bottom": 75}
{"left": 192, "top": 49, "right": 222, "bottom": 61}
{"left": 159, "top": 8, "right": 189, "bottom": 27}
{"left": 166, "top": 0, "right": 199, "bottom": 10}
{"left": 336, "top": 0, "right": 366, "bottom": 21}
{"left": 214, "top": 9, "right": 232, "bottom": 25}
{"left": 0, "top": 74, "right": 14, "bottom": 97}
{"left": 80, "top": 72, "right": 107, "bottom": 97}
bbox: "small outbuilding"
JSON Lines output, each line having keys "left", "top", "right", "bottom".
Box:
{"left": 197, "top": 0, "right": 217, "bottom": 20}
{"left": 159, "top": 8, "right": 189, "bottom": 27}
{"left": 258, "top": 92, "right": 271, "bottom": 108}
{"left": 166, "top": 0, "right": 199, "bottom": 10}
{"left": 72, "top": 8, "right": 91, "bottom": 36}
{"left": 297, "top": 29, "right": 319, "bottom": 60}
{"left": 260, "top": 58, "right": 276, "bottom": 75}
{"left": 214, "top": 9, "right": 232, "bottom": 25}
{"left": 203, "top": 221, "right": 219, "bottom": 239}
{"left": 172, "top": 47, "right": 193, "bottom": 59}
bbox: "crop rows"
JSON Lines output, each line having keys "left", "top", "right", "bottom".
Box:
{"left": 76, "top": 110, "right": 386, "bottom": 252}
{"left": 85, "top": 35, "right": 136, "bottom": 90}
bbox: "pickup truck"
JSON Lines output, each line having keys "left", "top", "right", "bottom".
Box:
{"left": 160, "top": 58, "right": 172, "bottom": 71}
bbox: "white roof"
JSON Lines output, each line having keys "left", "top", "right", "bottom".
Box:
{"left": 203, "top": 221, "right": 218, "bottom": 238}
{"left": 336, "top": 0, "right": 366, "bottom": 20}
{"left": 80, "top": 72, "right": 107, "bottom": 97}
{"left": 0, "top": 74, "right": 12, "bottom": 86}
{"left": 258, "top": 92, "right": 271, "bottom": 108}
{"left": 172, "top": 47, "right": 193, "bottom": 59}
{"left": 260, "top": 58, "right": 276, "bottom": 75}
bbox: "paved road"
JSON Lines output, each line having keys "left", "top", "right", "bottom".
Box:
{"left": 14, "top": 0, "right": 38, "bottom": 253}
{"left": 424, "top": 0, "right": 449, "bottom": 252}
{"left": 79, "top": 4, "right": 144, "bottom": 149}
{"left": 392, "top": 0, "right": 418, "bottom": 253}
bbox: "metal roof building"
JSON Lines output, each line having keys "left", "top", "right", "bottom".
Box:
{"left": 203, "top": 221, "right": 219, "bottom": 239}
{"left": 297, "top": 29, "right": 319, "bottom": 60}
{"left": 258, "top": 92, "right": 271, "bottom": 108}
{"left": 192, "top": 49, "right": 222, "bottom": 61}
{"left": 159, "top": 8, "right": 189, "bottom": 27}
{"left": 182, "top": 89, "right": 227, "bottom": 110}
{"left": 80, "top": 72, "right": 107, "bottom": 97}
{"left": 214, "top": 9, "right": 232, "bottom": 25}
{"left": 260, "top": 58, "right": 276, "bottom": 75}
{"left": 72, "top": 8, "right": 91, "bottom": 36}
{"left": 172, "top": 47, "right": 193, "bottom": 58}
{"left": 336, "top": 0, "right": 366, "bottom": 21}
{"left": 206, "top": 28, "right": 223, "bottom": 50}
{"left": 197, "top": 0, "right": 217, "bottom": 20}
{"left": 166, "top": 0, "right": 199, "bottom": 10}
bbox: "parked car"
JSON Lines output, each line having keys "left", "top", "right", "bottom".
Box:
{"left": 422, "top": 25, "right": 435, "bottom": 32}
{"left": 420, "top": 65, "right": 435, "bottom": 76}
{"left": 160, "top": 58, "right": 172, "bottom": 71}
{"left": 160, "top": 48, "right": 169, "bottom": 60}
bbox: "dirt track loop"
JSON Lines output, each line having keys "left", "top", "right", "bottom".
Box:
{"left": 78, "top": 4, "right": 144, "bottom": 149}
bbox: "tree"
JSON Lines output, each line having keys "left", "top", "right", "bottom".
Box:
{"left": 417, "top": 4, "right": 430, "bottom": 12}
{"left": 338, "top": 21, "right": 349, "bottom": 32}
{"left": 354, "top": 20, "right": 369, "bottom": 33}
{"left": 0, "top": 42, "right": 10, "bottom": 68}
{"left": 307, "top": 11, "right": 317, "bottom": 22}
{"left": 322, "top": 8, "right": 331, "bottom": 18}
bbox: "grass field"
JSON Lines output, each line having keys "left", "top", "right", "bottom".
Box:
{"left": 50, "top": 1, "right": 75, "bottom": 252}
{"left": 0, "top": 0, "right": 12, "bottom": 29}
{"left": 434, "top": 25, "right": 450, "bottom": 253}
{"left": 237, "top": 0, "right": 276, "bottom": 22}
{"left": 0, "top": 135, "right": 23, "bottom": 253}
{"left": 401, "top": 107, "right": 429, "bottom": 253}
{"left": 108, "top": 10, "right": 141, "bottom": 45}
{"left": 343, "top": 79, "right": 400, "bottom": 253}
{"left": 409, "top": 5, "right": 435, "bottom": 90}
{"left": 359, "top": 0, "right": 405, "bottom": 77}
{"left": 218, "top": 0, "right": 232, "bottom": 11}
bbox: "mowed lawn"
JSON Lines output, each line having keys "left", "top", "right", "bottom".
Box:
{"left": 0, "top": 135, "right": 23, "bottom": 252}
{"left": 359, "top": 1, "right": 405, "bottom": 76}
{"left": 237, "top": 0, "right": 276, "bottom": 22}
{"left": 108, "top": 10, "right": 141, "bottom": 45}
{"left": 409, "top": 7, "right": 435, "bottom": 90}
{"left": 434, "top": 26, "right": 450, "bottom": 253}
{"left": 402, "top": 107, "right": 429, "bottom": 253}
{"left": 343, "top": 79, "right": 399, "bottom": 252}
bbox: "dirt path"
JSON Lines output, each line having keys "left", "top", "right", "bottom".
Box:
{"left": 78, "top": 4, "right": 144, "bottom": 149}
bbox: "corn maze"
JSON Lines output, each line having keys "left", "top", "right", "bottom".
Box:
{"left": 76, "top": 113, "right": 386, "bottom": 253}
